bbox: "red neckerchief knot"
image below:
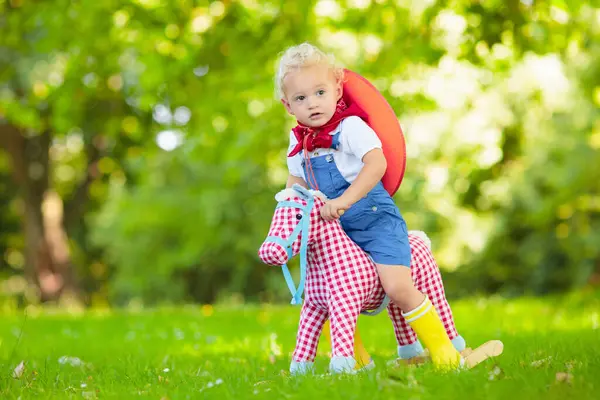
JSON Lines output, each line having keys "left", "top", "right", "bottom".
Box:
{"left": 287, "top": 98, "right": 369, "bottom": 157}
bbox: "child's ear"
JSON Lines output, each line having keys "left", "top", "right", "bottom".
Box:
{"left": 281, "top": 98, "right": 294, "bottom": 115}
{"left": 336, "top": 81, "right": 343, "bottom": 101}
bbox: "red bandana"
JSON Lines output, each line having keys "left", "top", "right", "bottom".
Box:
{"left": 287, "top": 98, "right": 369, "bottom": 157}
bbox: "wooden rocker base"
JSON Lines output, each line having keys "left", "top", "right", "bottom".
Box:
{"left": 463, "top": 340, "right": 504, "bottom": 369}
{"left": 391, "top": 340, "right": 504, "bottom": 369}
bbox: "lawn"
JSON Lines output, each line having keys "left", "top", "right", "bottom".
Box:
{"left": 1, "top": 291, "right": 599, "bottom": 399}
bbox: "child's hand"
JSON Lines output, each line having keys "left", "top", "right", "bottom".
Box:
{"left": 320, "top": 198, "right": 351, "bottom": 221}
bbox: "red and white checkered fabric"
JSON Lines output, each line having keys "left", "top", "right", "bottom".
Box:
{"left": 386, "top": 235, "right": 460, "bottom": 347}
{"left": 258, "top": 192, "right": 459, "bottom": 362}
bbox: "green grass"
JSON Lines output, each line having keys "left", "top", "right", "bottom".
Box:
{"left": 1, "top": 291, "right": 599, "bottom": 399}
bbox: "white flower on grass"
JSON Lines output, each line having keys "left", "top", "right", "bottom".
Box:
{"left": 200, "top": 378, "right": 224, "bottom": 392}
{"left": 253, "top": 380, "right": 273, "bottom": 395}
{"left": 530, "top": 356, "right": 553, "bottom": 368}
{"left": 12, "top": 361, "right": 25, "bottom": 379}
{"left": 173, "top": 328, "right": 185, "bottom": 340}
{"left": 265, "top": 333, "right": 282, "bottom": 359}
{"left": 195, "top": 369, "right": 211, "bottom": 377}
{"left": 488, "top": 365, "right": 504, "bottom": 380}
{"left": 208, "top": 378, "right": 223, "bottom": 387}
{"left": 58, "top": 356, "right": 85, "bottom": 367}
{"left": 163, "top": 368, "right": 170, "bottom": 373}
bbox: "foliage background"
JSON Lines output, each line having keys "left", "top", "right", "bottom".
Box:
{"left": 0, "top": 0, "right": 599, "bottom": 306}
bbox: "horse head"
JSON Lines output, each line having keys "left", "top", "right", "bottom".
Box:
{"left": 258, "top": 184, "right": 327, "bottom": 267}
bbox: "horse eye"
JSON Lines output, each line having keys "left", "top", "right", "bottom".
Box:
{"left": 295, "top": 213, "right": 303, "bottom": 220}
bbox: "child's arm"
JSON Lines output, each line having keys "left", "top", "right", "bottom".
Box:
{"left": 340, "top": 148, "right": 386, "bottom": 204}
{"left": 320, "top": 116, "right": 386, "bottom": 221}
{"left": 320, "top": 149, "right": 386, "bottom": 221}
{"left": 287, "top": 174, "right": 309, "bottom": 189}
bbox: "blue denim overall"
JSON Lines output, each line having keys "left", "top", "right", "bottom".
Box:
{"left": 301, "top": 146, "right": 411, "bottom": 267}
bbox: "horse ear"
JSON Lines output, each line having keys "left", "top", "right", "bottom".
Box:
{"left": 310, "top": 190, "right": 328, "bottom": 202}
{"left": 292, "top": 184, "right": 311, "bottom": 200}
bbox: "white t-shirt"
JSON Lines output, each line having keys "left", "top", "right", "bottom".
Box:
{"left": 287, "top": 116, "right": 382, "bottom": 184}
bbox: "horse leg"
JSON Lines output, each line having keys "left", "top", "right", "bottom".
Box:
{"left": 321, "top": 319, "right": 373, "bottom": 370}
{"left": 410, "top": 236, "right": 466, "bottom": 352}
{"left": 386, "top": 302, "right": 424, "bottom": 359}
{"left": 290, "top": 301, "right": 328, "bottom": 375}
{"left": 328, "top": 296, "right": 361, "bottom": 374}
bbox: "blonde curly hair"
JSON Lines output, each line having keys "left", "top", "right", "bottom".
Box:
{"left": 275, "top": 42, "right": 345, "bottom": 99}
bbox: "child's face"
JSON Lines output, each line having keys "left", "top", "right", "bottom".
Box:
{"left": 281, "top": 64, "right": 342, "bottom": 128}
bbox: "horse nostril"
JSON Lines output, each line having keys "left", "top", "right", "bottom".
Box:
{"left": 258, "top": 242, "right": 289, "bottom": 265}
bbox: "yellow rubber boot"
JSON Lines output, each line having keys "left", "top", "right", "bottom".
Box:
{"left": 322, "top": 319, "right": 372, "bottom": 371}
{"left": 402, "top": 296, "right": 462, "bottom": 370}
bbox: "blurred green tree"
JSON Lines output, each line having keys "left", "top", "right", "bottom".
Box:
{"left": 0, "top": 0, "right": 598, "bottom": 305}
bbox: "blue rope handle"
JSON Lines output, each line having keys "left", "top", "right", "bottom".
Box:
{"left": 264, "top": 196, "right": 314, "bottom": 305}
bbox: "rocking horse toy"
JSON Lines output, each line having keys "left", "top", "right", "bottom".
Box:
{"left": 259, "top": 185, "right": 503, "bottom": 373}
{"left": 258, "top": 70, "right": 503, "bottom": 374}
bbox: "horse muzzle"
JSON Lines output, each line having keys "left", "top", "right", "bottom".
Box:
{"left": 258, "top": 241, "right": 290, "bottom": 266}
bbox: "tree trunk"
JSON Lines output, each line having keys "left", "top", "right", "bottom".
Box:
{"left": 589, "top": 259, "right": 600, "bottom": 287}
{"left": 0, "top": 124, "right": 80, "bottom": 302}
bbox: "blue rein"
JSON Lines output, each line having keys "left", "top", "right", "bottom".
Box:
{"left": 263, "top": 194, "right": 389, "bottom": 316}
{"left": 264, "top": 197, "right": 314, "bottom": 305}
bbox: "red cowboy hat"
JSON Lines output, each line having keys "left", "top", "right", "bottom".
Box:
{"left": 342, "top": 69, "right": 406, "bottom": 196}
